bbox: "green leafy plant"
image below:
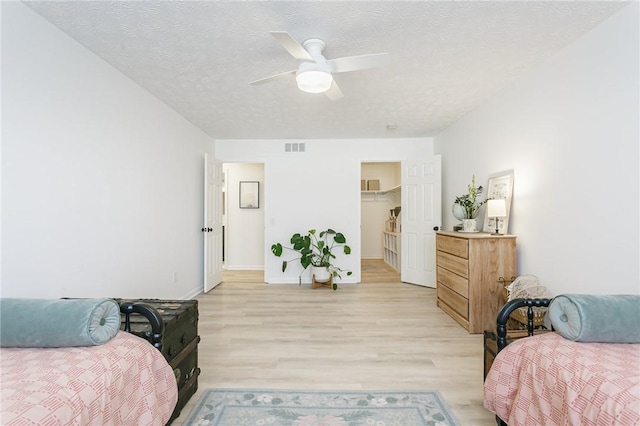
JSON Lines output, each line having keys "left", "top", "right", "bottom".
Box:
{"left": 271, "top": 228, "right": 352, "bottom": 290}
{"left": 454, "top": 175, "right": 489, "bottom": 219}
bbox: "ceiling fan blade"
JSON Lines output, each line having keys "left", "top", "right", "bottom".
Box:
{"left": 329, "top": 52, "right": 390, "bottom": 73}
{"left": 249, "top": 70, "right": 296, "bottom": 86}
{"left": 324, "top": 80, "right": 344, "bottom": 101}
{"left": 270, "top": 31, "right": 313, "bottom": 61}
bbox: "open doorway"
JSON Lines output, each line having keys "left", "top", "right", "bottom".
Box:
{"left": 360, "top": 162, "right": 401, "bottom": 283}
{"left": 222, "top": 163, "right": 265, "bottom": 276}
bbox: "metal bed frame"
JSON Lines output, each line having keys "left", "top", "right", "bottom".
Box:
{"left": 493, "top": 298, "right": 552, "bottom": 426}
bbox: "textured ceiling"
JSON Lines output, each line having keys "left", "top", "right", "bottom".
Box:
{"left": 25, "top": 1, "right": 629, "bottom": 140}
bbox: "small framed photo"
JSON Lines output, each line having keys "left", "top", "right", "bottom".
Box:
{"left": 483, "top": 171, "right": 514, "bottom": 234}
{"left": 239, "top": 181, "right": 259, "bottom": 209}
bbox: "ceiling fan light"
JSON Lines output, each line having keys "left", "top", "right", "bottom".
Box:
{"left": 296, "top": 70, "right": 333, "bottom": 93}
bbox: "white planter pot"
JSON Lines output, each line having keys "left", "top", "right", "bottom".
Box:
{"left": 462, "top": 218, "right": 477, "bottom": 232}
{"left": 312, "top": 266, "right": 331, "bottom": 283}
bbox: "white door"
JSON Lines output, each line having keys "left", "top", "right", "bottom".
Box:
{"left": 401, "top": 156, "right": 442, "bottom": 287}
{"left": 204, "top": 154, "right": 223, "bottom": 292}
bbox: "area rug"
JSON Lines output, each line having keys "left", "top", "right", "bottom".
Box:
{"left": 182, "top": 389, "right": 460, "bottom": 426}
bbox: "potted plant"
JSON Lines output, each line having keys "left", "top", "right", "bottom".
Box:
{"left": 453, "top": 175, "right": 489, "bottom": 231}
{"left": 271, "top": 228, "right": 353, "bottom": 290}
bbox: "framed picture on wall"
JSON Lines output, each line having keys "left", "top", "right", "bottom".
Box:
{"left": 239, "top": 181, "right": 259, "bottom": 209}
{"left": 483, "top": 171, "right": 514, "bottom": 234}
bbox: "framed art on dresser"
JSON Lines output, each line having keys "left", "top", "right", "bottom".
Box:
{"left": 483, "top": 171, "right": 514, "bottom": 234}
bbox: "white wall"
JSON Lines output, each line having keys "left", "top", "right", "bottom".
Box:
{"left": 215, "top": 138, "right": 432, "bottom": 283}
{"left": 435, "top": 3, "right": 639, "bottom": 295}
{"left": 1, "top": 2, "right": 215, "bottom": 299}
{"left": 223, "top": 163, "right": 265, "bottom": 270}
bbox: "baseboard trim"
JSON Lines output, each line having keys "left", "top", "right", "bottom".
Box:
{"left": 224, "top": 266, "right": 265, "bottom": 271}
{"left": 181, "top": 286, "right": 204, "bottom": 300}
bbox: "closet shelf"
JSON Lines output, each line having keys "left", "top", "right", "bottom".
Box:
{"left": 360, "top": 185, "right": 400, "bottom": 196}
{"left": 383, "top": 231, "right": 400, "bottom": 272}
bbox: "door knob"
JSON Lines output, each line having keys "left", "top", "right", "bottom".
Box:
{"left": 433, "top": 226, "right": 440, "bottom": 231}
{"left": 208, "top": 228, "right": 212, "bottom": 232}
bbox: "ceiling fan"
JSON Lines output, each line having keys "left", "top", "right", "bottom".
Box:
{"left": 249, "top": 31, "right": 390, "bottom": 101}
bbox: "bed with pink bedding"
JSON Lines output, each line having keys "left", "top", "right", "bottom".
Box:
{"left": 484, "top": 297, "right": 640, "bottom": 426}
{"left": 0, "top": 300, "right": 178, "bottom": 426}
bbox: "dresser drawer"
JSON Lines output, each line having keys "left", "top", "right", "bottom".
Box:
{"left": 438, "top": 284, "right": 469, "bottom": 320}
{"left": 436, "top": 235, "right": 468, "bottom": 258}
{"left": 437, "top": 266, "right": 469, "bottom": 298}
{"left": 436, "top": 251, "right": 469, "bottom": 278}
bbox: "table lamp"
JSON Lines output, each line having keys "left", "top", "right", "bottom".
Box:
{"left": 487, "top": 199, "right": 507, "bottom": 235}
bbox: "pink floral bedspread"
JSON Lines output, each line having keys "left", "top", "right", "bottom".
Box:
{"left": 484, "top": 332, "right": 640, "bottom": 425}
{"left": 1, "top": 331, "right": 178, "bottom": 425}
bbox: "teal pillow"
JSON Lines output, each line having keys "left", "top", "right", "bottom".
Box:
{"left": 549, "top": 294, "right": 640, "bottom": 343}
{"left": 0, "top": 298, "right": 121, "bottom": 347}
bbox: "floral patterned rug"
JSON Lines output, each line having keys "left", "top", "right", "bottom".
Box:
{"left": 182, "top": 389, "right": 460, "bottom": 426}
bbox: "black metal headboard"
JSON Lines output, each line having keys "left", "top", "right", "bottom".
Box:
{"left": 493, "top": 298, "right": 553, "bottom": 426}
{"left": 496, "top": 298, "right": 552, "bottom": 352}
{"left": 119, "top": 302, "right": 164, "bottom": 351}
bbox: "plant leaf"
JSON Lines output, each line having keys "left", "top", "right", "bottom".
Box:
{"left": 271, "top": 243, "right": 283, "bottom": 257}
{"left": 281, "top": 261, "right": 288, "bottom": 272}
{"left": 334, "top": 232, "right": 345, "bottom": 243}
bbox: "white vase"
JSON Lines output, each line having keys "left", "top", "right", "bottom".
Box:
{"left": 312, "top": 266, "right": 331, "bottom": 283}
{"left": 462, "top": 218, "right": 477, "bottom": 232}
{"left": 452, "top": 204, "right": 466, "bottom": 221}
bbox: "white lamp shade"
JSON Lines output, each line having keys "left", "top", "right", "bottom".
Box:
{"left": 487, "top": 199, "right": 507, "bottom": 217}
{"left": 296, "top": 70, "right": 333, "bottom": 93}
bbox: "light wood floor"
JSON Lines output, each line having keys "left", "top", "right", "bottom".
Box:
{"left": 173, "top": 260, "right": 496, "bottom": 425}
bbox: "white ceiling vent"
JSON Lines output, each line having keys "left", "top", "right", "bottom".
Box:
{"left": 285, "top": 142, "right": 305, "bottom": 153}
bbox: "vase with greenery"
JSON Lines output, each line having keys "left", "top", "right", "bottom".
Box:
{"left": 271, "top": 228, "right": 352, "bottom": 290}
{"left": 453, "top": 176, "right": 489, "bottom": 231}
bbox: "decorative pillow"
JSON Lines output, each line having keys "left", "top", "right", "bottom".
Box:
{"left": 0, "top": 298, "right": 121, "bottom": 347}
{"left": 549, "top": 294, "right": 640, "bottom": 343}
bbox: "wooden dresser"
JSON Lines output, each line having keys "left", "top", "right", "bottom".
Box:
{"left": 436, "top": 231, "right": 516, "bottom": 333}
